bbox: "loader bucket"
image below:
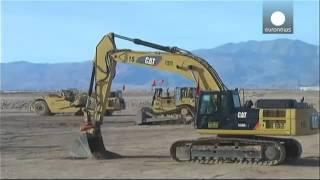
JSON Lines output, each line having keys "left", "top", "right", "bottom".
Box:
{"left": 70, "top": 132, "right": 121, "bottom": 159}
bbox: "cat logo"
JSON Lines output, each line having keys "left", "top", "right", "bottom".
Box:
{"left": 237, "top": 112, "right": 247, "bottom": 118}
{"left": 136, "top": 56, "right": 161, "bottom": 66}
{"left": 145, "top": 56, "right": 156, "bottom": 65}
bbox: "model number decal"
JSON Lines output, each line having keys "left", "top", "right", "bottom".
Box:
{"left": 237, "top": 112, "right": 247, "bottom": 118}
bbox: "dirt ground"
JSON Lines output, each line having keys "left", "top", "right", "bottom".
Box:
{"left": 0, "top": 90, "right": 319, "bottom": 179}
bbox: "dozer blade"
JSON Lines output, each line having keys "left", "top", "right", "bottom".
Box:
{"left": 70, "top": 132, "right": 121, "bottom": 159}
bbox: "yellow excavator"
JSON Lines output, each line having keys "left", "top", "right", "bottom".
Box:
{"left": 71, "top": 33, "right": 319, "bottom": 165}
{"left": 137, "top": 87, "right": 196, "bottom": 125}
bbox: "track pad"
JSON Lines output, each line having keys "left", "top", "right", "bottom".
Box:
{"left": 70, "top": 132, "right": 121, "bottom": 159}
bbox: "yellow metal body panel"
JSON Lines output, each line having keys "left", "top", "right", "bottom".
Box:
{"left": 290, "top": 108, "right": 319, "bottom": 135}
{"left": 110, "top": 51, "right": 224, "bottom": 91}
{"left": 34, "top": 94, "right": 124, "bottom": 114}
{"left": 178, "top": 97, "right": 195, "bottom": 106}
{"left": 151, "top": 88, "right": 195, "bottom": 114}
{"left": 198, "top": 107, "right": 319, "bottom": 136}
{"left": 152, "top": 97, "right": 195, "bottom": 113}
{"left": 44, "top": 96, "right": 80, "bottom": 113}
{"left": 152, "top": 97, "right": 176, "bottom": 113}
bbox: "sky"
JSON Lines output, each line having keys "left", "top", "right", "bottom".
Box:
{"left": 1, "top": 0, "right": 319, "bottom": 63}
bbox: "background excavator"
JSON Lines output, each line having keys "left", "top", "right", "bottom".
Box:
{"left": 137, "top": 86, "right": 196, "bottom": 125}
{"left": 71, "top": 33, "right": 319, "bottom": 165}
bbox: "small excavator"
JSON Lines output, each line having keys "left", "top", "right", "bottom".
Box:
{"left": 137, "top": 86, "right": 196, "bottom": 125}
{"left": 71, "top": 33, "right": 319, "bottom": 165}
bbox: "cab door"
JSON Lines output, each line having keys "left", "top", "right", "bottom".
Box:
{"left": 196, "top": 92, "right": 223, "bottom": 129}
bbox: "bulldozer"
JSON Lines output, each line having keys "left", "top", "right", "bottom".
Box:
{"left": 30, "top": 88, "right": 125, "bottom": 116}
{"left": 71, "top": 32, "right": 319, "bottom": 166}
{"left": 138, "top": 87, "right": 196, "bottom": 125}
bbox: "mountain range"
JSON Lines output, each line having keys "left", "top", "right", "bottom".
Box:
{"left": 1, "top": 39, "right": 319, "bottom": 91}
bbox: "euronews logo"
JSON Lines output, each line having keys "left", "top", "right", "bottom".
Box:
{"left": 263, "top": 1, "right": 293, "bottom": 34}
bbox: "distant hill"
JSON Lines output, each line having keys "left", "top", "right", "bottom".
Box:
{"left": 194, "top": 39, "right": 319, "bottom": 88}
{"left": 1, "top": 39, "right": 319, "bottom": 91}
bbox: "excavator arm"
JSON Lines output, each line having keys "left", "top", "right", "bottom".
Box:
{"left": 71, "top": 32, "right": 227, "bottom": 158}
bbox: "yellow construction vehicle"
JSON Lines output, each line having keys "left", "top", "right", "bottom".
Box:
{"left": 30, "top": 88, "right": 125, "bottom": 116}
{"left": 71, "top": 33, "right": 319, "bottom": 166}
{"left": 137, "top": 87, "right": 196, "bottom": 125}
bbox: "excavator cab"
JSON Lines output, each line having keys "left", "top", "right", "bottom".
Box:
{"left": 196, "top": 90, "right": 259, "bottom": 130}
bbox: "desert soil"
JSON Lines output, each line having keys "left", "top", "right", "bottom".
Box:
{"left": 0, "top": 90, "right": 319, "bottom": 179}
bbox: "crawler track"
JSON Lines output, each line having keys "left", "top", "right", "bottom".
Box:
{"left": 170, "top": 136, "right": 302, "bottom": 166}
{"left": 137, "top": 105, "right": 195, "bottom": 125}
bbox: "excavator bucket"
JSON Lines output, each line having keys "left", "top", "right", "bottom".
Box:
{"left": 70, "top": 132, "right": 121, "bottom": 159}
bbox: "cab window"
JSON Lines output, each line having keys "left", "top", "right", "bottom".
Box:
{"left": 232, "top": 93, "right": 241, "bottom": 108}
{"left": 199, "top": 94, "right": 219, "bottom": 115}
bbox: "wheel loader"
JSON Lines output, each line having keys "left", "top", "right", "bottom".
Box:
{"left": 70, "top": 32, "right": 319, "bottom": 166}
{"left": 137, "top": 87, "right": 196, "bottom": 125}
{"left": 30, "top": 88, "right": 125, "bottom": 116}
